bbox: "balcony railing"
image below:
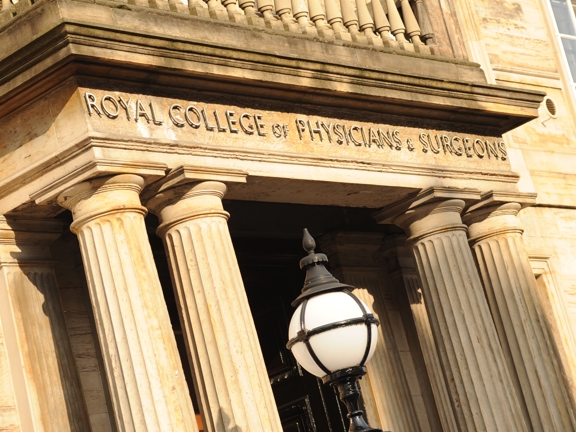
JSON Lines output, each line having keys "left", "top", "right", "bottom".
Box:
{"left": 0, "top": 0, "right": 436, "bottom": 54}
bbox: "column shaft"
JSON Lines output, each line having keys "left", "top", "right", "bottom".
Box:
{"left": 0, "top": 217, "right": 90, "bottom": 431}
{"left": 389, "top": 199, "right": 527, "bottom": 431}
{"left": 58, "top": 174, "right": 197, "bottom": 432}
{"left": 380, "top": 236, "right": 459, "bottom": 432}
{"left": 148, "top": 180, "right": 282, "bottom": 432}
{"left": 466, "top": 202, "right": 576, "bottom": 430}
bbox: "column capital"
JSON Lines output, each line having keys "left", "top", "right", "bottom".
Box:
{"left": 373, "top": 186, "right": 481, "bottom": 226}
{"left": 143, "top": 165, "right": 247, "bottom": 199}
{"left": 32, "top": 160, "right": 168, "bottom": 206}
{"left": 143, "top": 165, "right": 247, "bottom": 235}
{"left": 465, "top": 190, "right": 537, "bottom": 214}
{"left": 463, "top": 191, "right": 537, "bottom": 243}
{"left": 57, "top": 174, "right": 146, "bottom": 232}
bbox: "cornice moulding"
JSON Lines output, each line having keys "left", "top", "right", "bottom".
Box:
{"left": 0, "top": 0, "right": 545, "bottom": 134}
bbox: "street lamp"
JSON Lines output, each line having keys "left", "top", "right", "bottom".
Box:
{"left": 286, "top": 229, "right": 383, "bottom": 432}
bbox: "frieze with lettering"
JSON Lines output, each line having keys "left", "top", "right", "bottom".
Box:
{"left": 83, "top": 91, "right": 508, "bottom": 165}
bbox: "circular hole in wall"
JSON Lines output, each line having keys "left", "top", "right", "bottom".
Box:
{"left": 544, "top": 97, "right": 558, "bottom": 118}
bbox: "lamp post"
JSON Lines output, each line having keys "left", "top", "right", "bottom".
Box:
{"left": 286, "top": 229, "right": 383, "bottom": 432}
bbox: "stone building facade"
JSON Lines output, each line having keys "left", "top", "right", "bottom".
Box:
{"left": 0, "top": 0, "right": 575, "bottom": 430}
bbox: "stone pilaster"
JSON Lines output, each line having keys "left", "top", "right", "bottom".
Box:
{"left": 374, "top": 189, "right": 527, "bottom": 431}
{"left": 0, "top": 217, "right": 90, "bottom": 431}
{"left": 464, "top": 193, "right": 576, "bottom": 431}
{"left": 145, "top": 166, "right": 282, "bottom": 432}
{"left": 378, "top": 235, "right": 458, "bottom": 432}
{"left": 319, "top": 232, "right": 423, "bottom": 432}
{"left": 57, "top": 174, "right": 198, "bottom": 432}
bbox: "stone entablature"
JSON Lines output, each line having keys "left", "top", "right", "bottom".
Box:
{"left": 0, "top": 79, "right": 536, "bottom": 217}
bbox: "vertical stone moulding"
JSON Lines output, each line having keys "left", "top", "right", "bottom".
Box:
{"left": 318, "top": 233, "right": 421, "bottom": 432}
{"left": 0, "top": 217, "right": 90, "bottom": 432}
{"left": 147, "top": 179, "right": 283, "bottom": 432}
{"left": 379, "top": 236, "right": 459, "bottom": 432}
{"left": 57, "top": 174, "right": 198, "bottom": 432}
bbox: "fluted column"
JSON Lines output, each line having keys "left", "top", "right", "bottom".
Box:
{"left": 464, "top": 197, "right": 576, "bottom": 431}
{"left": 319, "top": 232, "right": 422, "bottom": 432}
{"left": 0, "top": 217, "right": 90, "bottom": 431}
{"left": 57, "top": 174, "right": 197, "bottom": 432}
{"left": 379, "top": 235, "right": 458, "bottom": 432}
{"left": 375, "top": 193, "right": 527, "bottom": 431}
{"left": 146, "top": 169, "right": 282, "bottom": 432}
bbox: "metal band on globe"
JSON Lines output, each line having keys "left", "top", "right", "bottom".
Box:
{"left": 286, "top": 290, "right": 380, "bottom": 375}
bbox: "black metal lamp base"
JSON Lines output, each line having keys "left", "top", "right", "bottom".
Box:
{"left": 322, "top": 367, "right": 383, "bottom": 432}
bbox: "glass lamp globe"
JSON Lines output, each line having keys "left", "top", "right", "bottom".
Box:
{"left": 287, "top": 290, "right": 379, "bottom": 378}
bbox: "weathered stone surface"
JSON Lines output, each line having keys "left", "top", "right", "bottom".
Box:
{"left": 319, "top": 232, "right": 430, "bottom": 432}
{"left": 57, "top": 174, "right": 198, "bottom": 432}
{"left": 376, "top": 193, "right": 527, "bottom": 431}
{"left": 146, "top": 169, "right": 282, "bottom": 432}
{"left": 0, "top": 217, "right": 90, "bottom": 431}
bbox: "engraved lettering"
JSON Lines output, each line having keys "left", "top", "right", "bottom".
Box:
{"left": 272, "top": 123, "right": 283, "bottom": 138}
{"left": 498, "top": 141, "right": 508, "bottom": 160}
{"left": 360, "top": 127, "right": 369, "bottom": 147}
{"left": 295, "top": 118, "right": 306, "bottom": 140}
{"left": 254, "top": 114, "right": 266, "bottom": 137}
{"left": 378, "top": 129, "right": 394, "bottom": 149}
{"left": 169, "top": 104, "right": 185, "bottom": 127}
{"left": 369, "top": 128, "right": 383, "bottom": 148}
{"left": 463, "top": 137, "right": 474, "bottom": 158}
{"left": 308, "top": 120, "right": 324, "bottom": 141}
{"left": 149, "top": 102, "right": 164, "bottom": 125}
{"left": 342, "top": 125, "right": 351, "bottom": 145}
{"left": 240, "top": 113, "right": 255, "bottom": 135}
{"left": 451, "top": 136, "right": 463, "bottom": 156}
{"left": 429, "top": 134, "right": 441, "bottom": 154}
{"left": 485, "top": 140, "right": 499, "bottom": 159}
{"left": 201, "top": 108, "right": 216, "bottom": 131}
{"left": 213, "top": 110, "right": 228, "bottom": 132}
{"left": 349, "top": 125, "right": 363, "bottom": 146}
{"left": 135, "top": 100, "right": 151, "bottom": 122}
{"left": 101, "top": 95, "right": 119, "bottom": 119}
{"left": 473, "top": 139, "right": 486, "bottom": 158}
{"left": 406, "top": 138, "right": 415, "bottom": 151}
{"left": 320, "top": 122, "right": 333, "bottom": 143}
{"left": 84, "top": 93, "right": 102, "bottom": 117}
{"left": 185, "top": 106, "right": 202, "bottom": 128}
{"left": 440, "top": 135, "right": 453, "bottom": 154}
{"left": 226, "top": 110, "right": 239, "bottom": 133}
{"left": 118, "top": 96, "right": 132, "bottom": 120}
{"left": 334, "top": 123, "right": 346, "bottom": 145}
{"left": 392, "top": 130, "right": 402, "bottom": 150}
{"left": 419, "top": 132, "right": 430, "bottom": 153}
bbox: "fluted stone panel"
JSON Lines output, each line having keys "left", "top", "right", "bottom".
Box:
{"left": 149, "top": 180, "right": 282, "bottom": 432}
{"left": 352, "top": 277, "right": 421, "bottom": 432}
{"left": 377, "top": 234, "right": 458, "bottom": 432}
{"left": 402, "top": 271, "right": 459, "bottom": 432}
{"left": 0, "top": 218, "right": 90, "bottom": 431}
{"left": 6, "top": 269, "right": 90, "bottom": 431}
{"left": 319, "top": 232, "right": 433, "bottom": 431}
{"left": 392, "top": 199, "right": 527, "bottom": 432}
{"left": 0, "top": 314, "right": 20, "bottom": 432}
{"left": 58, "top": 175, "right": 197, "bottom": 432}
{"left": 467, "top": 203, "right": 576, "bottom": 431}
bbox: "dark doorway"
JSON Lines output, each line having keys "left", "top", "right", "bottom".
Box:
{"left": 151, "top": 199, "right": 401, "bottom": 431}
